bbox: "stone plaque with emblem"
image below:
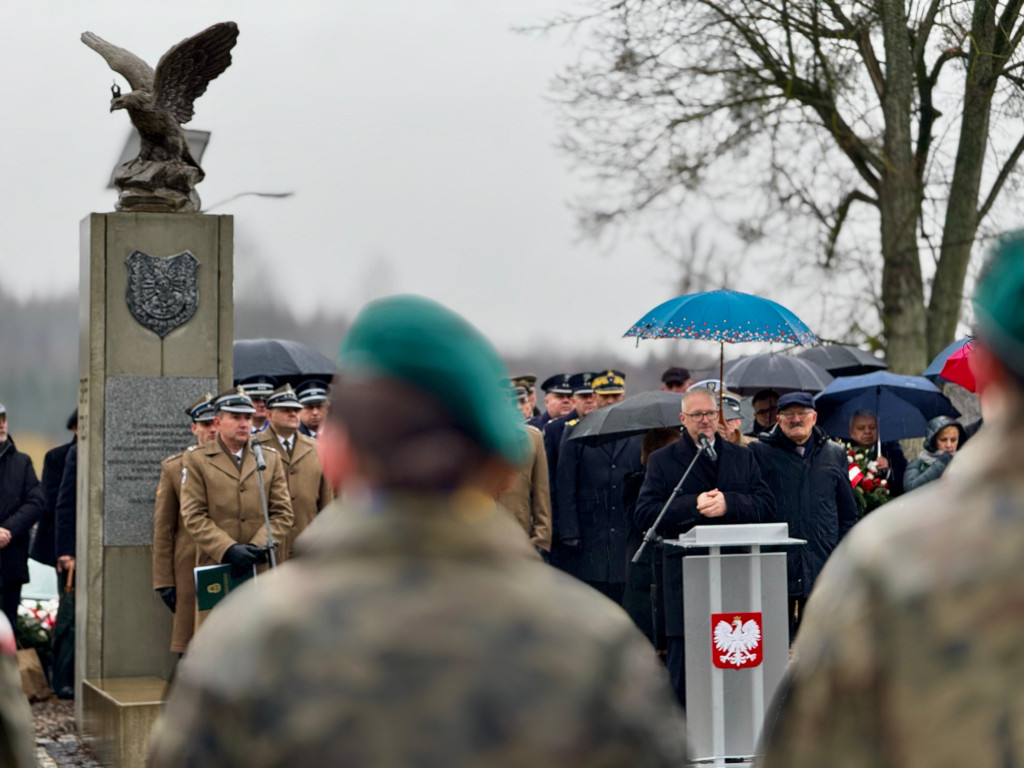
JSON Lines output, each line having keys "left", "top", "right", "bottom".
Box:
{"left": 125, "top": 249, "right": 200, "bottom": 338}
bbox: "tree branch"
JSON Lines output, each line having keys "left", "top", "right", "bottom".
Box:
{"left": 978, "top": 130, "right": 1024, "bottom": 222}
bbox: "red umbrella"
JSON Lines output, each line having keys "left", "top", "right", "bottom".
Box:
{"left": 939, "top": 342, "right": 975, "bottom": 392}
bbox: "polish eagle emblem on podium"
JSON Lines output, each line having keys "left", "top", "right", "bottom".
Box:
{"left": 712, "top": 612, "right": 763, "bottom": 668}
{"left": 125, "top": 249, "right": 199, "bottom": 338}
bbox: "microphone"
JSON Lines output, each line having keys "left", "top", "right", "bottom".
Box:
{"left": 250, "top": 438, "right": 267, "bottom": 471}
{"left": 698, "top": 433, "right": 717, "bottom": 462}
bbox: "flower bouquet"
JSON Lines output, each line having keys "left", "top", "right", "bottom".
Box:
{"left": 843, "top": 443, "right": 891, "bottom": 515}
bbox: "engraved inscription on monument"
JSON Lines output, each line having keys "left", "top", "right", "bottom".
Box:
{"left": 104, "top": 376, "right": 217, "bottom": 545}
{"left": 125, "top": 249, "right": 200, "bottom": 338}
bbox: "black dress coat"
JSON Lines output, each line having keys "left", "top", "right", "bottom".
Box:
{"left": 554, "top": 429, "right": 643, "bottom": 584}
{"left": 634, "top": 432, "right": 775, "bottom": 636}
{"left": 30, "top": 439, "right": 74, "bottom": 566}
{"left": 0, "top": 438, "right": 45, "bottom": 585}
{"left": 55, "top": 444, "right": 77, "bottom": 561}
{"left": 749, "top": 426, "right": 860, "bottom": 598}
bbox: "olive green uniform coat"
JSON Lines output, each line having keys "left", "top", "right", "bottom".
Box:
{"left": 180, "top": 440, "right": 293, "bottom": 628}
{"left": 497, "top": 424, "right": 552, "bottom": 550}
{"left": 152, "top": 451, "right": 198, "bottom": 653}
{"left": 761, "top": 412, "right": 1024, "bottom": 767}
{"left": 148, "top": 490, "right": 687, "bottom": 767}
{"left": 255, "top": 428, "right": 333, "bottom": 560}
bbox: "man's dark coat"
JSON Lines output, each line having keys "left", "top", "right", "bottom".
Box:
{"left": 555, "top": 429, "right": 642, "bottom": 584}
{"left": 750, "top": 425, "right": 860, "bottom": 598}
{"left": 30, "top": 439, "right": 75, "bottom": 566}
{"left": 0, "top": 438, "right": 45, "bottom": 585}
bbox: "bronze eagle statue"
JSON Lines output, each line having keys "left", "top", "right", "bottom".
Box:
{"left": 82, "top": 22, "right": 239, "bottom": 212}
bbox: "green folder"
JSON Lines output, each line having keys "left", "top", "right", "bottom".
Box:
{"left": 194, "top": 563, "right": 256, "bottom": 612}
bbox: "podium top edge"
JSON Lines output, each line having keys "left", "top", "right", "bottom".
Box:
{"left": 668, "top": 522, "right": 807, "bottom": 547}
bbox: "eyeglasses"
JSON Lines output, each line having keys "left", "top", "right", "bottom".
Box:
{"left": 779, "top": 408, "right": 814, "bottom": 419}
{"left": 684, "top": 411, "right": 718, "bottom": 422}
{"left": 755, "top": 406, "right": 778, "bottom": 417}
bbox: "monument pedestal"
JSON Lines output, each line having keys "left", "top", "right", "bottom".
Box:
{"left": 77, "top": 212, "right": 233, "bottom": 766}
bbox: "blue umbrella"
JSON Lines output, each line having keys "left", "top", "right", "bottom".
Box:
{"left": 625, "top": 289, "right": 819, "bottom": 417}
{"left": 923, "top": 337, "right": 971, "bottom": 383}
{"left": 814, "top": 372, "right": 960, "bottom": 442}
{"left": 625, "top": 289, "right": 818, "bottom": 344}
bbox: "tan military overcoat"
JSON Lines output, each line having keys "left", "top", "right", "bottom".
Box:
{"left": 256, "top": 428, "right": 333, "bottom": 560}
{"left": 497, "top": 424, "right": 552, "bottom": 550}
{"left": 152, "top": 451, "right": 198, "bottom": 653}
{"left": 180, "top": 439, "right": 294, "bottom": 569}
{"left": 760, "top": 410, "right": 1024, "bottom": 767}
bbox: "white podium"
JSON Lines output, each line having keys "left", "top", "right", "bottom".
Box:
{"left": 663, "top": 523, "right": 804, "bottom": 765}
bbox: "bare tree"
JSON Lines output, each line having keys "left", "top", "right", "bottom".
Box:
{"left": 539, "top": 0, "right": 1024, "bottom": 371}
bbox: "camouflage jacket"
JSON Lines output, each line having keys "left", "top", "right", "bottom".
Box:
{"left": 760, "top": 409, "right": 1024, "bottom": 767}
{"left": 149, "top": 489, "right": 687, "bottom": 767}
{"left": 0, "top": 615, "right": 35, "bottom": 768}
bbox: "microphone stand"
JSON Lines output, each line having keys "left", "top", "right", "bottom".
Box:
{"left": 632, "top": 440, "right": 711, "bottom": 564}
{"left": 250, "top": 439, "right": 278, "bottom": 569}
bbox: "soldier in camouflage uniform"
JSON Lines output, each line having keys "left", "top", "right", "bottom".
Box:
{"left": 149, "top": 295, "right": 687, "bottom": 767}
{"left": 0, "top": 613, "right": 35, "bottom": 768}
{"left": 760, "top": 232, "right": 1024, "bottom": 767}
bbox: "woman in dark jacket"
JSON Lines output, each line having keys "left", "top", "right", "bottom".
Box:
{"left": 0, "top": 406, "right": 45, "bottom": 631}
{"left": 904, "top": 416, "right": 967, "bottom": 492}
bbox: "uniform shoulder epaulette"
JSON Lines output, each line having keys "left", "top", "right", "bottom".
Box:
{"left": 263, "top": 445, "right": 278, "bottom": 453}
{"left": 567, "top": 418, "right": 579, "bottom": 427}
{"left": 162, "top": 451, "right": 184, "bottom": 463}
{"left": 186, "top": 445, "right": 199, "bottom": 452}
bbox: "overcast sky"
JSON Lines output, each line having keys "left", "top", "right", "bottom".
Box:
{"left": 0, "top": 0, "right": 835, "bottom": 360}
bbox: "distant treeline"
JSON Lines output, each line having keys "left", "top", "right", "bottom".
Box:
{"left": 1, "top": 287, "right": 714, "bottom": 439}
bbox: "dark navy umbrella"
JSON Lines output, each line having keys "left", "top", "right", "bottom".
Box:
{"left": 814, "top": 372, "right": 959, "bottom": 442}
{"left": 795, "top": 344, "right": 888, "bottom": 377}
{"left": 923, "top": 337, "right": 971, "bottom": 383}
{"left": 724, "top": 353, "right": 833, "bottom": 395}
{"left": 568, "top": 391, "right": 683, "bottom": 445}
{"left": 234, "top": 339, "right": 337, "bottom": 386}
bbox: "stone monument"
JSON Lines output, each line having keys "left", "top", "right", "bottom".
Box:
{"left": 77, "top": 23, "right": 238, "bottom": 767}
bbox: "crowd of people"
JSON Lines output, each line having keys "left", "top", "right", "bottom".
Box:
{"left": 3, "top": 236, "right": 1024, "bottom": 765}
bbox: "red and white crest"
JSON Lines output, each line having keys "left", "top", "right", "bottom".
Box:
{"left": 712, "top": 612, "right": 762, "bottom": 669}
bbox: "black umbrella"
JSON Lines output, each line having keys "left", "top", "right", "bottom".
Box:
{"left": 568, "top": 391, "right": 683, "bottom": 444}
{"left": 233, "top": 339, "right": 337, "bottom": 386}
{"left": 795, "top": 344, "right": 888, "bottom": 377}
{"left": 723, "top": 353, "right": 833, "bottom": 395}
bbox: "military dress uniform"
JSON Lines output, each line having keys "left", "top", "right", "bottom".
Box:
{"left": 257, "top": 387, "right": 333, "bottom": 561}
{"left": 497, "top": 424, "right": 552, "bottom": 551}
{"left": 153, "top": 451, "right": 197, "bottom": 652}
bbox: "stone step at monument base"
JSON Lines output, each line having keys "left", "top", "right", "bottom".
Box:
{"left": 82, "top": 677, "right": 169, "bottom": 768}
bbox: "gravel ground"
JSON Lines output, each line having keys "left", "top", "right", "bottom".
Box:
{"left": 31, "top": 698, "right": 103, "bottom": 768}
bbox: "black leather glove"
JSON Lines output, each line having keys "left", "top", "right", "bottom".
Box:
{"left": 560, "top": 537, "right": 581, "bottom": 548}
{"left": 222, "top": 543, "right": 268, "bottom": 576}
{"left": 156, "top": 586, "right": 176, "bottom": 614}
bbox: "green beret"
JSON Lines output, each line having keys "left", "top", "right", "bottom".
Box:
{"left": 974, "top": 231, "right": 1024, "bottom": 375}
{"left": 338, "top": 295, "right": 528, "bottom": 465}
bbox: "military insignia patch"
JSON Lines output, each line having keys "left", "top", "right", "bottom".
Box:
{"left": 125, "top": 249, "right": 200, "bottom": 338}
{"left": 711, "top": 612, "right": 763, "bottom": 668}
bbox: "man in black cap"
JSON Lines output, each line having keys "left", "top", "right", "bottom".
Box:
{"left": 553, "top": 369, "right": 641, "bottom": 601}
{"left": 542, "top": 372, "right": 597, "bottom": 485}
{"left": 660, "top": 367, "right": 692, "bottom": 392}
{"left": 749, "top": 392, "right": 859, "bottom": 638}
{"left": 31, "top": 408, "right": 77, "bottom": 568}
{"left": 237, "top": 375, "right": 277, "bottom": 433}
{"left": 0, "top": 403, "right": 44, "bottom": 631}
{"left": 527, "top": 374, "right": 573, "bottom": 430}
{"left": 296, "top": 380, "right": 329, "bottom": 439}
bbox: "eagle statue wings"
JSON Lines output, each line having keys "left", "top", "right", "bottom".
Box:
{"left": 713, "top": 617, "right": 761, "bottom": 667}
{"left": 82, "top": 22, "right": 239, "bottom": 212}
